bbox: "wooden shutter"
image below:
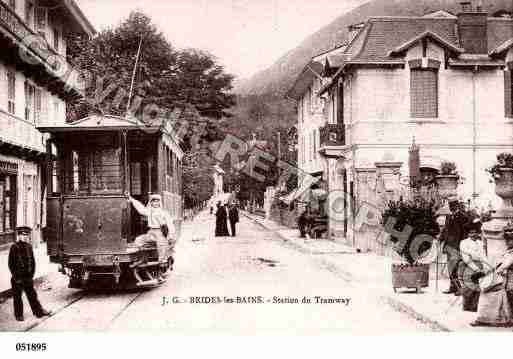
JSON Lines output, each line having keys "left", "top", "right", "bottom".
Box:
{"left": 34, "top": 88, "right": 42, "bottom": 123}
{"left": 338, "top": 82, "right": 344, "bottom": 125}
{"left": 505, "top": 70, "right": 512, "bottom": 118}
{"left": 411, "top": 69, "right": 438, "bottom": 118}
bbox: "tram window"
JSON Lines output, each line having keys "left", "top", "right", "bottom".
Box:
{"left": 50, "top": 143, "right": 61, "bottom": 195}
{"left": 63, "top": 138, "right": 122, "bottom": 195}
{"left": 130, "top": 162, "right": 142, "bottom": 195}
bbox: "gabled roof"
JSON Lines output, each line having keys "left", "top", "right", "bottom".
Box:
{"left": 286, "top": 61, "right": 324, "bottom": 100}
{"left": 422, "top": 10, "right": 456, "bottom": 19}
{"left": 37, "top": 115, "right": 160, "bottom": 132}
{"left": 62, "top": 0, "right": 96, "bottom": 37}
{"left": 350, "top": 17, "right": 459, "bottom": 62}
{"left": 388, "top": 30, "right": 464, "bottom": 57}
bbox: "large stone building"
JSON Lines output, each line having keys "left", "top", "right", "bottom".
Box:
{"left": 288, "top": 5, "right": 513, "bottom": 249}
{"left": 0, "top": 0, "right": 94, "bottom": 247}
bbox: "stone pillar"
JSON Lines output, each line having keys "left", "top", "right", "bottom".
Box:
{"left": 374, "top": 161, "right": 403, "bottom": 203}
{"left": 483, "top": 168, "right": 513, "bottom": 265}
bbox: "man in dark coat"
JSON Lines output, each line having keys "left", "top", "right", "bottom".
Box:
{"left": 228, "top": 202, "right": 240, "bottom": 237}
{"left": 440, "top": 199, "right": 469, "bottom": 295}
{"left": 8, "top": 227, "right": 52, "bottom": 321}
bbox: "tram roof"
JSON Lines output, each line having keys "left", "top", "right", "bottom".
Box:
{"left": 37, "top": 115, "right": 165, "bottom": 133}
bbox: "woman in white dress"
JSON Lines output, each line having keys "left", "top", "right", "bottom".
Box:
{"left": 470, "top": 225, "right": 513, "bottom": 327}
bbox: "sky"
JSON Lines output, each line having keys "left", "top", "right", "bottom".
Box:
{"left": 76, "top": 0, "right": 366, "bottom": 80}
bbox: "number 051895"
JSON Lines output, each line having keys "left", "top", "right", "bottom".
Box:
{"left": 16, "top": 343, "right": 47, "bottom": 351}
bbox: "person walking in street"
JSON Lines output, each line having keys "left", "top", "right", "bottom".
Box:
{"left": 297, "top": 211, "right": 308, "bottom": 238}
{"left": 8, "top": 226, "right": 52, "bottom": 322}
{"left": 215, "top": 201, "right": 230, "bottom": 237}
{"left": 228, "top": 202, "right": 240, "bottom": 237}
{"left": 440, "top": 198, "right": 469, "bottom": 295}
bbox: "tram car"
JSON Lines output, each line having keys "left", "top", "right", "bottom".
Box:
{"left": 38, "top": 115, "right": 183, "bottom": 289}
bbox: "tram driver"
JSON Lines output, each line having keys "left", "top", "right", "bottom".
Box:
{"left": 127, "top": 194, "right": 176, "bottom": 274}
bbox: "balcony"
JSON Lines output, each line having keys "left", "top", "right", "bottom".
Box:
{"left": 319, "top": 124, "right": 346, "bottom": 158}
{"left": 0, "top": 1, "right": 81, "bottom": 99}
{"left": 0, "top": 109, "right": 46, "bottom": 157}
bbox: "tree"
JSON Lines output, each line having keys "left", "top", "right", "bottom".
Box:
{"left": 67, "top": 11, "right": 235, "bottom": 126}
{"left": 182, "top": 151, "right": 215, "bottom": 209}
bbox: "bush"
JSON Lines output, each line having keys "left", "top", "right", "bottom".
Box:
{"left": 381, "top": 198, "right": 440, "bottom": 265}
{"left": 486, "top": 152, "right": 513, "bottom": 179}
{"left": 440, "top": 161, "right": 458, "bottom": 176}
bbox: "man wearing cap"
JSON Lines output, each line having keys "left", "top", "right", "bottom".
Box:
{"left": 128, "top": 194, "right": 176, "bottom": 276}
{"left": 8, "top": 226, "right": 52, "bottom": 321}
{"left": 439, "top": 198, "right": 469, "bottom": 295}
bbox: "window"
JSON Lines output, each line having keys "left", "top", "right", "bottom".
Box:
{"left": 23, "top": 175, "right": 33, "bottom": 226}
{"left": 25, "top": 1, "right": 34, "bottom": 29}
{"left": 0, "top": 174, "right": 16, "bottom": 234}
{"left": 53, "top": 26, "right": 59, "bottom": 52}
{"left": 34, "top": 88, "right": 42, "bottom": 123}
{"left": 35, "top": 6, "right": 48, "bottom": 39}
{"left": 53, "top": 98, "right": 59, "bottom": 122}
{"left": 63, "top": 136, "right": 122, "bottom": 195}
{"left": 305, "top": 87, "right": 311, "bottom": 115}
{"left": 50, "top": 143, "right": 61, "bottom": 195}
{"left": 505, "top": 70, "right": 513, "bottom": 118}
{"left": 410, "top": 69, "right": 438, "bottom": 118}
{"left": 298, "top": 100, "right": 303, "bottom": 123}
{"left": 7, "top": 70, "right": 15, "bottom": 115}
{"left": 24, "top": 82, "right": 35, "bottom": 122}
{"left": 338, "top": 82, "right": 344, "bottom": 125}
{"left": 313, "top": 129, "right": 317, "bottom": 159}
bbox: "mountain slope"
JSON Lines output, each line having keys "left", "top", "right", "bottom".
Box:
{"left": 235, "top": 0, "right": 513, "bottom": 96}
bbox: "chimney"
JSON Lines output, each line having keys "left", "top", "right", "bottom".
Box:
{"left": 457, "top": 2, "right": 488, "bottom": 54}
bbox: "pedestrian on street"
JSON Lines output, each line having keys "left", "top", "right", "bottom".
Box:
{"left": 228, "top": 202, "right": 239, "bottom": 237}
{"left": 215, "top": 201, "right": 230, "bottom": 237}
{"left": 439, "top": 198, "right": 469, "bottom": 295}
{"left": 8, "top": 226, "right": 52, "bottom": 322}
{"left": 297, "top": 210, "right": 309, "bottom": 238}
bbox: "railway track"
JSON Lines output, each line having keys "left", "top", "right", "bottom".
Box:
{"left": 26, "top": 287, "right": 149, "bottom": 331}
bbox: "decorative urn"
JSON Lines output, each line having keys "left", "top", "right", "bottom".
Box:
{"left": 483, "top": 168, "right": 513, "bottom": 264}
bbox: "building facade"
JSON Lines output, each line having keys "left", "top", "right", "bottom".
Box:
{"left": 0, "top": 0, "right": 94, "bottom": 247}
{"left": 288, "top": 6, "right": 513, "bottom": 248}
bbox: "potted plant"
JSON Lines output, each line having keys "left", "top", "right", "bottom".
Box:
{"left": 436, "top": 161, "right": 460, "bottom": 199}
{"left": 486, "top": 153, "right": 513, "bottom": 211}
{"left": 483, "top": 153, "right": 513, "bottom": 261}
{"left": 381, "top": 198, "right": 440, "bottom": 293}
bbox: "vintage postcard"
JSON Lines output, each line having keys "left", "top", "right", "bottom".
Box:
{"left": 1, "top": 0, "right": 513, "bottom": 349}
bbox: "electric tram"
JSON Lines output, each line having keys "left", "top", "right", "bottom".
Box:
{"left": 38, "top": 115, "right": 183, "bottom": 289}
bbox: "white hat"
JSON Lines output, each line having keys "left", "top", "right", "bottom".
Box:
{"left": 149, "top": 194, "right": 162, "bottom": 202}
